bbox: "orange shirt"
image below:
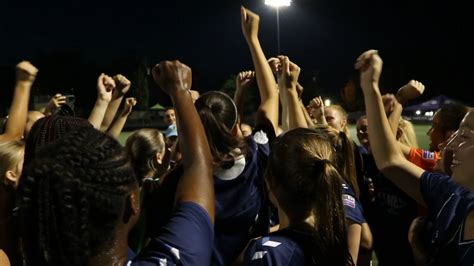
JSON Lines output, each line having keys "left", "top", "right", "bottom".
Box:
{"left": 407, "top": 148, "right": 440, "bottom": 172}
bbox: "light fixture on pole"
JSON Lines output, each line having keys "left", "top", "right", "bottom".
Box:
{"left": 264, "top": 0, "right": 291, "bottom": 54}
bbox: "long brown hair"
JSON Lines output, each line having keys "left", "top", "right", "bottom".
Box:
{"left": 314, "top": 125, "right": 360, "bottom": 198}
{"left": 267, "top": 128, "right": 352, "bottom": 265}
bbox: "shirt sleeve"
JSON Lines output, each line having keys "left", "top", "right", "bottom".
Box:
{"left": 132, "top": 202, "right": 214, "bottom": 266}
{"left": 420, "top": 172, "right": 457, "bottom": 215}
{"left": 407, "top": 148, "right": 439, "bottom": 172}
{"left": 342, "top": 193, "right": 366, "bottom": 224}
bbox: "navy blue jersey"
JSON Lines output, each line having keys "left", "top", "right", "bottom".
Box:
{"left": 342, "top": 183, "right": 366, "bottom": 224}
{"left": 242, "top": 230, "right": 310, "bottom": 265}
{"left": 212, "top": 129, "right": 272, "bottom": 265}
{"left": 421, "top": 172, "right": 474, "bottom": 266}
{"left": 362, "top": 153, "right": 416, "bottom": 265}
{"left": 131, "top": 202, "right": 213, "bottom": 266}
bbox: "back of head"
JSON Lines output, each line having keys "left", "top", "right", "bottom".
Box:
{"left": 24, "top": 115, "right": 92, "bottom": 167}
{"left": 397, "top": 119, "right": 419, "bottom": 147}
{"left": 267, "top": 128, "right": 351, "bottom": 265}
{"left": 125, "top": 128, "right": 165, "bottom": 180}
{"left": 0, "top": 140, "right": 24, "bottom": 185}
{"left": 195, "top": 91, "right": 243, "bottom": 168}
{"left": 437, "top": 103, "right": 469, "bottom": 134}
{"left": 19, "top": 126, "right": 136, "bottom": 266}
{"left": 313, "top": 124, "right": 359, "bottom": 197}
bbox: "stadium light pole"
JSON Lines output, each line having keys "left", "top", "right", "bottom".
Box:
{"left": 265, "top": 0, "right": 291, "bottom": 54}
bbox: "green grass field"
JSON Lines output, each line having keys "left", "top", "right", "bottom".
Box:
{"left": 119, "top": 124, "right": 433, "bottom": 150}
{"left": 349, "top": 124, "right": 432, "bottom": 150}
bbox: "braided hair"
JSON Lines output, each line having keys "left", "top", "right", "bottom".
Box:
{"left": 24, "top": 115, "right": 92, "bottom": 168}
{"left": 18, "top": 127, "right": 137, "bottom": 266}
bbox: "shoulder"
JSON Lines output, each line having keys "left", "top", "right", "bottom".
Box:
{"left": 243, "top": 235, "right": 306, "bottom": 265}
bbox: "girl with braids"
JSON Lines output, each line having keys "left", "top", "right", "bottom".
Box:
{"left": 18, "top": 60, "right": 215, "bottom": 266}
{"left": 242, "top": 128, "right": 353, "bottom": 265}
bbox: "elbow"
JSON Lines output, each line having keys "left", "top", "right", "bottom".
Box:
{"left": 376, "top": 158, "right": 402, "bottom": 177}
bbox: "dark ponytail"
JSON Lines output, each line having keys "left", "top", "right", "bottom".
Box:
{"left": 308, "top": 160, "right": 352, "bottom": 265}
{"left": 195, "top": 91, "right": 246, "bottom": 169}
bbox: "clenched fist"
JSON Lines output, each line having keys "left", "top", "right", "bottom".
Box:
{"left": 355, "top": 50, "right": 383, "bottom": 91}
{"left": 16, "top": 61, "right": 38, "bottom": 83}
{"left": 152, "top": 60, "right": 192, "bottom": 96}
{"left": 97, "top": 73, "right": 115, "bottom": 102}
{"left": 241, "top": 7, "right": 260, "bottom": 43}
{"left": 396, "top": 80, "right": 425, "bottom": 105}
{"left": 113, "top": 74, "right": 131, "bottom": 96}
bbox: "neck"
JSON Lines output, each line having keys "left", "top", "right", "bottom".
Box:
{"left": 88, "top": 226, "right": 129, "bottom": 266}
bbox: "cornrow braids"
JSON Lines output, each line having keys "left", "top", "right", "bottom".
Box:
{"left": 19, "top": 127, "right": 137, "bottom": 266}
{"left": 24, "top": 115, "right": 93, "bottom": 168}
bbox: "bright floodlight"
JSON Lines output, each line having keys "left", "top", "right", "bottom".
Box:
{"left": 416, "top": 110, "right": 421, "bottom": 115}
{"left": 265, "top": 0, "right": 292, "bottom": 7}
{"left": 324, "top": 99, "right": 332, "bottom": 107}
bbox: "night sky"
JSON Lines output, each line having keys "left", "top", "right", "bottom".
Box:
{"left": 1, "top": 0, "right": 473, "bottom": 113}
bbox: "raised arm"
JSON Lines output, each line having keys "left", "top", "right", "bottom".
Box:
{"left": 152, "top": 60, "right": 214, "bottom": 222}
{"left": 297, "top": 84, "right": 316, "bottom": 128}
{"left": 234, "top": 71, "right": 255, "bottom": 121}
{"left": 279, "top": 56, "right": 307, "bottom": 129}
{"left": 356, "top": 50, "right": 425, "bottom": 204}
{"left": 100, "top": 74, "right": 131, "bottom": 131}
{"left": 88, "top": 74, "right": 115, "bottom": 130}
{"left": 382, "top": 94, "right": 402, "bottom": 137}
{"left": 241, "top": 7, "right": 279, "bottom": 132}
{"left": 0, "top": 61, "right": 38, "bottom": 142}
{"left": 107, "top": 97, "right": 136, "bottom": 138}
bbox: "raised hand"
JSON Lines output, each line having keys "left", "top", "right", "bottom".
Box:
{"left": 355, "top": 50, "right": 383, "bottom": 91}
{"left": 44, "top": 93, "right": 67, "bottom": 115}
{"left": 152, "top": 60, "right": 192, "bottom": 96}
{"left": 268, "top": 57, "right": 282, "bottom": 78}
{"left": 381, "top": 93, "right": 398, "bottom": 114}
{"left": 121, "top": 97, "right": 137, "bottom": 116}
{"left": 236, "top": 71, "right": 255, "bottom": 90}
{"left": 113, "top": 74, "right": 132, "bottom": 96}
{"left": 241, "top": 6, "right": 260, "bottom": 43}
{"left": 16, "top": 61, "right": 38, "bottom": 83}
{"left": 97, "top": 74, "right": 115, "bottom": 102}
{"left": 308, "top": 96, "right": 325, "bottom": 117}
{"left": 396, "top": 80, "right": 425, "bottom": 105}
{"left": 279, "top": 56, "right": 301, "bottom": 93}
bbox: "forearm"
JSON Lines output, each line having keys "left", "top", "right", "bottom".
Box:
{"left": 247, "top": 39, "right": 279, "bottom": 128}
{"left": 388, "top": 102, "right": 402, "bottom": 137}
{"left": 300, "top": 101, "right": 315, "bottom": 128}
{"left": 107, "top": 112, "right": 129, "bottom": 138}
{"left": 363, "top": 85, "right": 403, "bottom": 167}
{"left": 286, "top": 90, "right": 308, "bottom": 129}
{"left": 279, "top": 86, "right": 289, "bottom": 132}
{"left": 88, "top": 99, "right": 109, "bottom": 130}
{"left": 234, "top": 86, "right": 245, "bottom": 120}
{"left": 171, "top": 91, "right": 214, "bottom": 220}
{"left": 2, "top": 81, "right": 32, "bottom": 140}
{"left": 100, "top": 96, "right": 124, "bottom": 131}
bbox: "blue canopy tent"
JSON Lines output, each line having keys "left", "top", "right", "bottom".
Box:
{"left": 405, "top": 95, "right": 458, "bottom": 112}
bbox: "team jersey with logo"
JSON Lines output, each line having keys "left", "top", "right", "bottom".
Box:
{"left": 421, "top": 172, "right": 474, "bottom": 266}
